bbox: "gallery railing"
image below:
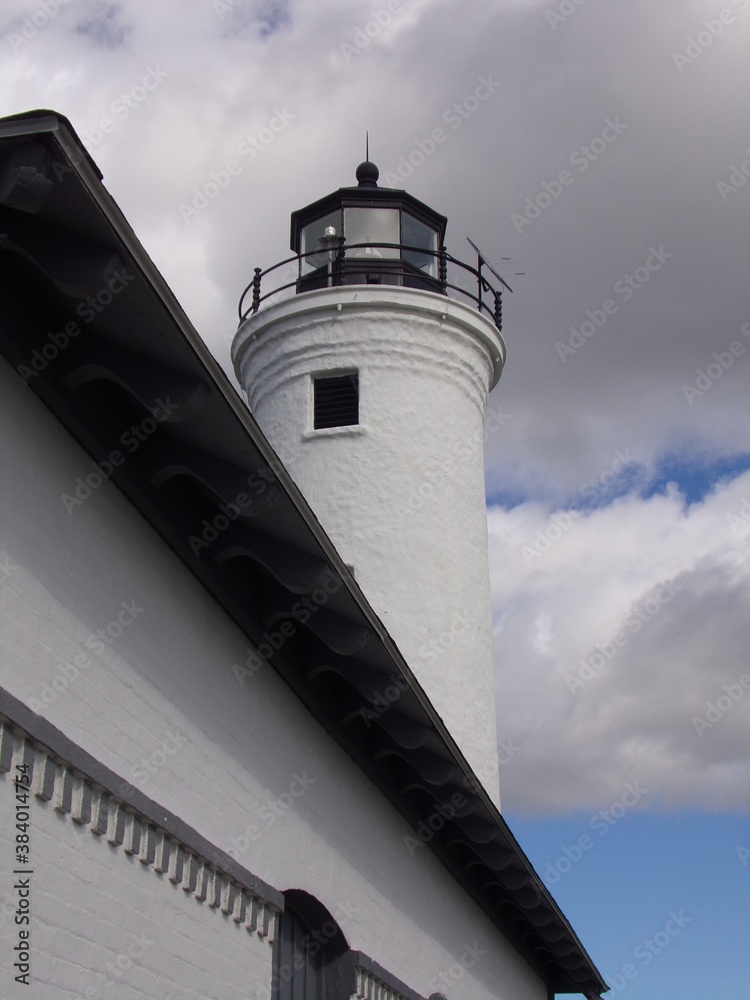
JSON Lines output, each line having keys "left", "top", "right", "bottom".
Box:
{"left": 238, "top": 242, "right": 507, "bottom": 332}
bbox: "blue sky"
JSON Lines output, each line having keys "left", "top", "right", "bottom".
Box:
{"left": 1, "top": 1, "right": 748, "bottom": 996}
{"left": 487, "top": 451, "right": 750, "bottom": 511}
{"left": 509, "top": 810, "right": 750, "bottom": 1000}
{"left": 641, "top": 453, "right": 750, "bottom": 507}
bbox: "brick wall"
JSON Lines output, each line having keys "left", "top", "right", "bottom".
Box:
{"left": 0, "top": 726, "right": 274, "bottom": 998}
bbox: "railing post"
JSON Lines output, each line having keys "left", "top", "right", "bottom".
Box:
{"left": 494, "top": 290, "right": 502, "bottom": 332}
{"left": 438, "top": 245, "right": 447, "bottom": 292}
{"left": 252, "top": 267, "right": 262, "bottom": 313}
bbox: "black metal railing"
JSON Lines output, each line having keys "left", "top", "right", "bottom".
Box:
{"left": 237, "top": 242, "right": 508, "bottom": 332}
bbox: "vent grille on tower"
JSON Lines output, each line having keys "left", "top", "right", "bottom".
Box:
{"left": 313, "top": 373, "right": 359, "bottom": 429}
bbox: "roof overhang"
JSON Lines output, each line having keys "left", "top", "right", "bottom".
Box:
{"left": 0, "top": 109, "right": 607, "bottom": 998}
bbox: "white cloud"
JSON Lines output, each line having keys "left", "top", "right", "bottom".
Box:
{"left": 491, "top": 470, "right": 750, "bottom": 814}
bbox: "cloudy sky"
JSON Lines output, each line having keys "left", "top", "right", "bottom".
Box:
{"left": 2, "top": 0, "right": 748, "bottom": 997}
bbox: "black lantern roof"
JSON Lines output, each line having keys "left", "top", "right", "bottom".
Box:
{"left": 289, "top": 160, "right": 447, "bottom": 252}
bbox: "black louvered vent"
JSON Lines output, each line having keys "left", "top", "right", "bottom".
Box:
{"left": 313, "top": 373, "right": 359, "bottom": 429}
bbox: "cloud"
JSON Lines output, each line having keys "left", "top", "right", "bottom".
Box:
{"left": 490, "top": 470, "right": 750, "bottom": 814}
{"left": 73, "top": 3, "right": 132, "bottom": 50}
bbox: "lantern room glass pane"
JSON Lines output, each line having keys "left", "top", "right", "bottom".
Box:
{"left": 344, "top": 207, "right": 399, "bottom": 258}
{"left": 300, "top": 210, "right": 341, "bottom": 274}
{"left": 402, "top": 213, "right": 438, "bottom": 277}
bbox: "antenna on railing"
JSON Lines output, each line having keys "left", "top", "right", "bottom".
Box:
{"left": 466, "top": 237, "right": 522, "bottom": 293}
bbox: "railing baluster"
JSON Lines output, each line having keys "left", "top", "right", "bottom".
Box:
{"left": 252, "top": 268, "right": 262, "bottom": 313}
{"left": 438, "top": 245, "right": 447, "bottom": 292}
{"left": 331, "top": 239, "right": 344, "bottom": 287}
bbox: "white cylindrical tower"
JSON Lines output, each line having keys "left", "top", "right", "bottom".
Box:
{"left": 232, "top": 162, "right": 506, "bottom": 806}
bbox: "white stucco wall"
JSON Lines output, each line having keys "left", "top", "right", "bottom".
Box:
{"left": 0, "top": 355, "right": 542, "bottom": 1000}
{"left": 233, "top": 286, "right": 505, "bottom": 806}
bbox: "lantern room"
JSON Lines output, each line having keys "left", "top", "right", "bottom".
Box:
{"left": 289, "top": 160, "right": 447, "bottom": 294}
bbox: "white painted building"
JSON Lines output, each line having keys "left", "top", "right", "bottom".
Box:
{"left": 0, "top": 110, "right": 606, "bottom": 1000}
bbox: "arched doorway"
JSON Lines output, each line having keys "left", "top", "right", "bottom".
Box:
{"left": 274, "top": 890, "right": 350, "bottom": 1000}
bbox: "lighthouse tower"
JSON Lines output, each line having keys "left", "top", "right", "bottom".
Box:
{"left": 232, "top": 161, "right": 506, "bottom": 806}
